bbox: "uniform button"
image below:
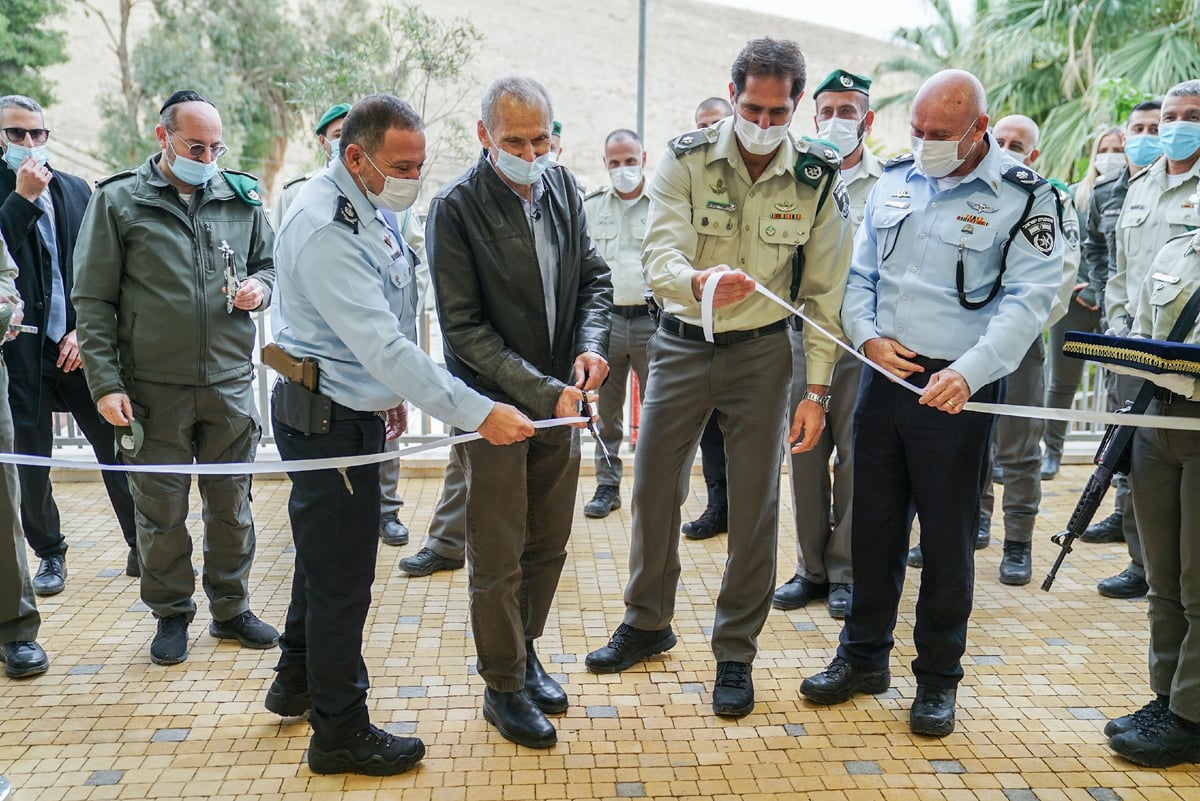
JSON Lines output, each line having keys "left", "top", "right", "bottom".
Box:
{"left": 931, "top": 202, "right": 938, "bottom": 208}
{"left": 739, "top": 257, "right": 746, "bottom": 264}
{"left": 902, "top": 293, "right": 910, "bottom": 300}
{"left": 898, "top": 326, "right": 905, "bottom": 333}
{"left": 909, "top": 266, "right": 917, "bottom": 272}
{"left": 745, "top": 225, "right": 751, "bottom": 232}
{"left": 919, "top": 233, "right": 926, "bottom": 239}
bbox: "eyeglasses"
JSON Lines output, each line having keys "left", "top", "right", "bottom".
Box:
{"left": 168, "top": 130, "right": 228, "bottom": 161}
{"left": 2, "top": 127, "right": 51, "bottom": 145}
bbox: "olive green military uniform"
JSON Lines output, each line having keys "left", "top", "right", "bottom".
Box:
{"left": 72, "top": 155, "right": 275, "bottom": 623}
{"left": 1128, "top": 229, "right": 1200, "bottom": 725}
{"left": 584, "top": 183, "right": 653, "bottom": 487}
{"left": 784, "top": 143, "right": 881, "bottom": 587}
{"left": 624, "top": 119, "right": 853, "bottom": 662}
{"left": 0, "top": 243, "right": 39, "bottom": 649}
{"left": 1105, "top": 158, "right": 1200, "bottom": 582}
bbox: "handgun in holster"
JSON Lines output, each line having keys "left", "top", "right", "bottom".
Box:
{"left": 262, "top": 343, "right": 330, "bottom": 434}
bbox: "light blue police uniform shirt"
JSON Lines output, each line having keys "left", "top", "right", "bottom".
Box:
{"left": 841, "top": 133, "right": 1064, "bottom": 393}
{"left": 270, "top": 159, "right": 493, "bottom": 429}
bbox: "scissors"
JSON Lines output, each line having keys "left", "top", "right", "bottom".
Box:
{"left": 579, "top": 393, "right": 612, "bottom": 468}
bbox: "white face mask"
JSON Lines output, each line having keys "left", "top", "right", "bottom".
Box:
{"left": 1092, "top": 151, "right": 1125, "bottom": 179}
{"left": 733, "top": 112, "right": 790, "bottom": 155}
{"left": 489, "top": 138, "right": 554, "bottom": 186}
{"left": 361, "top": 151, "right": 419, "bottom": 212}
{"left": 609, "top": 165, "right": 643, "bottom": 194}
{"left": 816, "top": 117, "right": 863, "bottom": 157}
{"left": 910, "top": 117, "right": 979, "bottom": 179}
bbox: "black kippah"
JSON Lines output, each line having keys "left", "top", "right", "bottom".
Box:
{"left": 160, "top": 90, "right": 212, "bottom": 115}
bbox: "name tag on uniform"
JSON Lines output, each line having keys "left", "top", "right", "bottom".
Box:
{"left": 1152, "top": 272, "right": 1181, "bottom": 284}
{"left": 885, "top": 199, "right": 910, "bottom": 209}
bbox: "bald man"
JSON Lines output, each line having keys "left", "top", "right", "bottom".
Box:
{"left": 74, "top": 90, "right": 278, "bottom": 666}
{"left": 800, "top": 70, "right": 1063, "bottom": 736}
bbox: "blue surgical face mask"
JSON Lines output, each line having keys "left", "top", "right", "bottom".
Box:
{"left": 3, "top": 143, "right": 49, "bottom": 172}
{"left": 1124, "top": 133, "right": 1162, "bottom": 168}
{"left": 488, "top": 133, "right": 554, "bottom": 186}
{"left": 327, "top": 137, "right": 340, "bottom": 163}
{"left": 167, "top": 140, "right": 218, "bottom": 186}
{"left": 1158, "top": 121, "right": 1200, "bottom": 162}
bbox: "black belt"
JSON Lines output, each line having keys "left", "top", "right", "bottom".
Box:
{"left": 613, "top": 305, "right": 650, "bottom": 319}
{"left": 330, "top": 400, "right": 383, "bottom": 422}
{"left": 1154, "top": 387, "right": 1200, "bottom": 405}
{"left": 657, "top": 311, "right": 788, "bottom": 347}
{"left": 910, "top": 355, "right": 954, "bottom": 372}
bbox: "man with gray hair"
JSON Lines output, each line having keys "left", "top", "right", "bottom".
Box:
{"left": 0, "top": 95, "right": 138, "bottom": 594}
{"left": 426, "top": 75, "right": 612, "bottom": 749}
{"left": 74, "top": 89, "right": 278, "bottom": 666}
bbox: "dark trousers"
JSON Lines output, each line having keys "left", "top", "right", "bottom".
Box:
{"left": 838, "top": 363, "right": 1001, "bottom": 688}
{"left": 274, "top": 410, "right": 383, "bottom": 743}
{"left": 698, "top": 412, "right": 727, "bottom": 510}
{"left": 14, "top": 337, "right": 136, "bottom": 558}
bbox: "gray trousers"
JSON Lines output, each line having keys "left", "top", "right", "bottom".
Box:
{"left": 127, "top": 379, "right": 260, "bottom": 621}
{"left": 594, "top": 312, "right": 654, "bottom": 486}
{"left": 459, "top": 425, "right": 579, "bottom": 691}
{"left": 981, "top": 337, "right": 1044, "bottom": 543}
{"left": 380, "top": 437, "right": 403, "bottom": 519}
{"left": 1131, "top": 397, "right": 1200, "bottom": 722}
{"left": 1113, "top": 372, "right": 1145, "bottom": 578}
{"left": 424, "top": 449, "right": 467, "bottom": 561}
{"left": 624, "top": 328, "right": 791, "bottom": 663}
{"left": 0, "top": 366, "right": 39, "bottom": 645}
{"left": 787, "top": 329, "right": 858, "bottom": 584}
{"left": 1043, "top": 300, "right": 1102, "bottom": 461}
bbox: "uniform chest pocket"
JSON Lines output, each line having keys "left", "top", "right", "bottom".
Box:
{"left": 873, "top": 205, "right": 914, "bottom": 264}
{"left": 388, "top": 253, "right": 414, "bottom": 291}
{"left": 937, "top": 216, "right": 1002, "bottom": 300}
{"left": 758, "top": 217, "right": 809, "bottom": 247}
{"left": 692, "top": 207, "right": 737, "bottom": 237}
{"left": 590, "top": 216, "right": 618, "bottom": 241}
{"left": 1164, "top": 202, "right": 1200, "bottom": 229}
{"left": 629, "top": 217, "right": 648, "bottom": 241}
{"left": 1150, "top": 279, "right": 1185, "bottom": 307}
{"left": 1120, "top": 206, "right": 1151, "bottom": 230}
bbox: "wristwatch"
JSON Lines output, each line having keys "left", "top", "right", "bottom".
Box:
{"left": 802, "top": 390, "right": 831, "bottom": 412}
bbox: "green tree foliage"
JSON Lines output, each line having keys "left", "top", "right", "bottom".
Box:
{"left": 0, "top": 0, "right": 69, "bottom": 104}
{"left": 878, "top": 0, "right": 1200, "bottom": 180}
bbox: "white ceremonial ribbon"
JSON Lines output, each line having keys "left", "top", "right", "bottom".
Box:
{"left": 693, "top": 270, "right": 1200, "bottom": 433}
{"left": 0, "top": 417, "right": 585, "bottom": 474}
{"left": 700, "top": 270, "right": 725, "bottom": 343}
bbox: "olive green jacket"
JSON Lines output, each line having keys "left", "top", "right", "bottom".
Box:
{"left": 72, "top": 154, "right": 275, "bottom": 400}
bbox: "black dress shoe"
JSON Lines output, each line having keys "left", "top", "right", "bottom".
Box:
{"left": 585, "top": 623, "right": 677, "bottom": 673}
{"left": 910, "top": 685, "right": 956, "bottom": 736}
{"left": 308, "top": 724, "right": 425, "bottom": 775}
{"left": 265, "top": 665, "right": 311, "bottom": 717}
{"left": 682, "top": 506, "right": 727, "bottom": 540}
{"left": 712, "top": 661, "right": 754, "bottom": 718}
{"left": 0, "top": 640, "right": 49, "bottom": 678}
{"left": 907, "top": 545, "right": 923, "bottom": 568}
{"left": 1080, "top": 512, "right": 1125, "bottom": 544}
{"left": 525, "top": 643, "right": 568, "bottom": 714}
{"left": 398, "top": 547, "right": 465, "bottom": 577}
{"left": 998, "top": 540, "right": 1032, "bottom": 586}
{"left": 1098, "top": 569, "right": 1149, "bottom": 599}
{"left": 1041, "top": 452, "right": 1061, "bottom": 480}
{"left": 32, "top": 554, "right": 66, "bottom": 596}
{"left": 1109, "top": 710, "right": 1200, "bottom": 768}
{"left": 772, "top": 575, "right": 829, "bottom": 611}
{"left": 800, "top": 656, "right": 890, "bottom": 705}
{"left": 482, "top": 688, "right": 556, "bottom": 748}
{"left": 827, "top": 583, "right": 852, "bottom": 619}
{"left": 584, "top": 484, "right": 621, "bottom": 519}
{"left": 126, "top": 547, "right": 141, "bottom": 578}
{"left": 976, "top": 524, "right": 991, "bottom": 550}
{"left": 379, "top": 515, "right": 410, "bottom": 547}
{"left": 1106, "top": 695, "right": 1170, "bottom": 737}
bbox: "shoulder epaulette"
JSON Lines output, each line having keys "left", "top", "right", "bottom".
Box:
{"left": 1000, "top": 162, "right": 1047, "bottom": 193}
{"left": 281, "top": 174, "right": 310, "bottom": 190}
{"left": 221, "top": 169, "right": 264, "bottom": 206}
{"left": 668, "top": 127, "right": 717, "bottom": 157}
{"left": 95, "top": 169, "right": 136, "bottom": 189}
{"left": 583, "top": 185, "right": 608, "bottom": 202}
{"left": 794, "top": 137, "right": 840, "bottom": 189}
{"left": 333, "top": 195, "right": 359, "bottom": 234}
{"left": 883, "top": 153, "right": 914, "bottom": 170}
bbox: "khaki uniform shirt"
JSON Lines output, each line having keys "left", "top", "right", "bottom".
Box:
{"left": 1107, "top": 158, "right": 1200, "bottom": 333}
{"left": 1130, "top": 229, "right": 1200, "bottom": 397}
{"left": 844, "top": 145, "right": 884, "bottom": 231}
{"left": 584, "top": 185, "right": 650, "bottom": 307}
{"left": 641, "top": 118, "right": 854, "bottom": 384}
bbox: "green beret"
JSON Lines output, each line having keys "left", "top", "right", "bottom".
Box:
{"left": 552, "top": 120, "right": 563, "bottom": 136}
{"left": 814, "top": 69, "right": 871, "bottom": 98}
{"left": 315, "top": 103, "right": 351, "bottom": 136}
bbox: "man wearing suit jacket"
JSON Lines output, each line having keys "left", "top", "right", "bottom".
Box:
{"left": 0, "top": 95, "right": 137, "bottom": 594}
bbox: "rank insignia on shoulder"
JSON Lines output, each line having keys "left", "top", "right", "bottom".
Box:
{"left": 335, "top": 196, "right": 359, "bottom": 233}
{"left": 1020, "top": 213, "right": 1056, "bottom": 255}
{"left": 670, "top": 128, "right": 713, "bottom": 157}
{"left": 1000, "top": 162, "right": 1046, "bottom": 191}
{"left": 884, "top": 153, "right": 915, "bottom": 169}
